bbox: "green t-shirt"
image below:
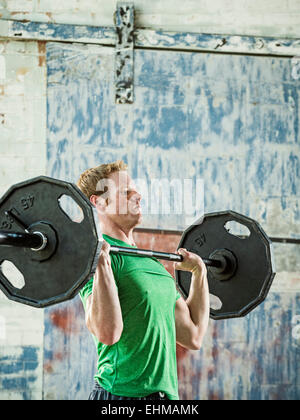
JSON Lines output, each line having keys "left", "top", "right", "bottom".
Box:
{"left": 79, "top": 234, "right": 181, "bottom": 400}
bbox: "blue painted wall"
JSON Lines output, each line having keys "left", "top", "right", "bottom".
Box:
{"left": 0, "top": 346, "right": 40, "bottom": 400}
{"left": 44, "top": 42, "right": 300, "bottom": 399}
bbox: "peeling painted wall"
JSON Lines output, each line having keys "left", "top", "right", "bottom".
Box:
{"left": 0, "top": 38, "right": 46, "bottom": 400}
{"left": 44, "top": 41, "right": 300, "bottom": 400}
{"left": 0, "top": 0, "right": 300, "bottom": 38}
{"left": 0, "top": 39, "right": 47, "bottom": 198}
{"left": 0, "top": 1, "right": 299, "bottom": 402}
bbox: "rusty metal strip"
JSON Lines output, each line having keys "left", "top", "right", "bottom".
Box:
{"left": 114, "top": 2, "right": 135, "bottom": 104}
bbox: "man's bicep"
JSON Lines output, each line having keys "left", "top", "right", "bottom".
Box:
{"left": 175, "top": 297, "right": 191, "bottom": 326}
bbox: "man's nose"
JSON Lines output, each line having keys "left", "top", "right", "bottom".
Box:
{"left": 129, "top": 191, "right": 142, "bottom": 203}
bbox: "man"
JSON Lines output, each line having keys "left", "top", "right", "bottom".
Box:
{"left": 77, "top": 160, "right": 209, "bottom": 400}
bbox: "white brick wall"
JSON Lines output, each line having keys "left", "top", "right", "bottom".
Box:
{"left": 0, "top": 38, "right": 46, "bottom": 400}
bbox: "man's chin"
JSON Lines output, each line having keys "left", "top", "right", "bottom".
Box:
{"left": 132, "top": 212, "right": 143, "bottom": 225}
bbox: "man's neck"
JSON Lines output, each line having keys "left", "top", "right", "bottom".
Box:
{"left": 99, "top": 218, "right": 136, "bottom": 247}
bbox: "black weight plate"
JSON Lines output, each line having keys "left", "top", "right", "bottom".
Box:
{"left": 0, "top": 176, "right": 102, "bottom": 308}
{"left": 176, "top": 210, "right": 276, "bottom": 320}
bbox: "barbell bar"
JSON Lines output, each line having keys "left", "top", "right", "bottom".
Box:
{"left": 0, "top": 229, "right": 222, "bottom": 266}
{"left": 0, "top": 176, "right": 276, "bottom": 319}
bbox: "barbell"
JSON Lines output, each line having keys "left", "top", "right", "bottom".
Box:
{"left": 0, "top": 176, "right": 276, "bottom": 320}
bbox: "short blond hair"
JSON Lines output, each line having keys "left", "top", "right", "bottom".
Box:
{"left": 77, "top": 160, "right": 128, "bottom": 199}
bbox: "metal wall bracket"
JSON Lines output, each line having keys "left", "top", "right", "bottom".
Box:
{"left": 115, "top": 2, "right": 135, "bottom": 104}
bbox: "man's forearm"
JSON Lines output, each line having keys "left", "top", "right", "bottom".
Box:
{"left": 87, "top": 265, "right": 123, "bottom": 345}
{"left": 186, "top": 267, "right": 210, "bottom": 345}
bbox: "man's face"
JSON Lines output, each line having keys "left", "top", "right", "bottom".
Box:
{"left": 96, "top": 171, "right": 142, "bottom": 228}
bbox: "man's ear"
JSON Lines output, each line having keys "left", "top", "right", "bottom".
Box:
{"left": 90, "top": 194, "right": 106, "bottom": 211}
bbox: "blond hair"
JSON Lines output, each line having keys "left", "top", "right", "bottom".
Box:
{"left": 77, "top": 160, "right": 128, "bottom": 199}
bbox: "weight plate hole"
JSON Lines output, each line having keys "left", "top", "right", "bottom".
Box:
{"left": 0, "top": 261, "right": 25, "bottom": 289}
{"left": 209, "top": 294, "right": 222, "bottom": 311}
{"left": 58, "top": 195, "right": 84, "bottom": 224}
{"left": 224, "top": 220, "right": 251, "bottom": 238}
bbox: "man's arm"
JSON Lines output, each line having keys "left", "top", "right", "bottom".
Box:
{"left": 85, "top": 242, "right": 123, "bottom": 345}
{"left": 174, "top": 249, "right": 210, "bottom": 350}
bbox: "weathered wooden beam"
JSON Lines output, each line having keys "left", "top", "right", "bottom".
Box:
{"left": 115, "top": 2, "right": 135, "bottom": 104}
{"left": 0, "top": 19, "right": 299, "bottom": 57}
